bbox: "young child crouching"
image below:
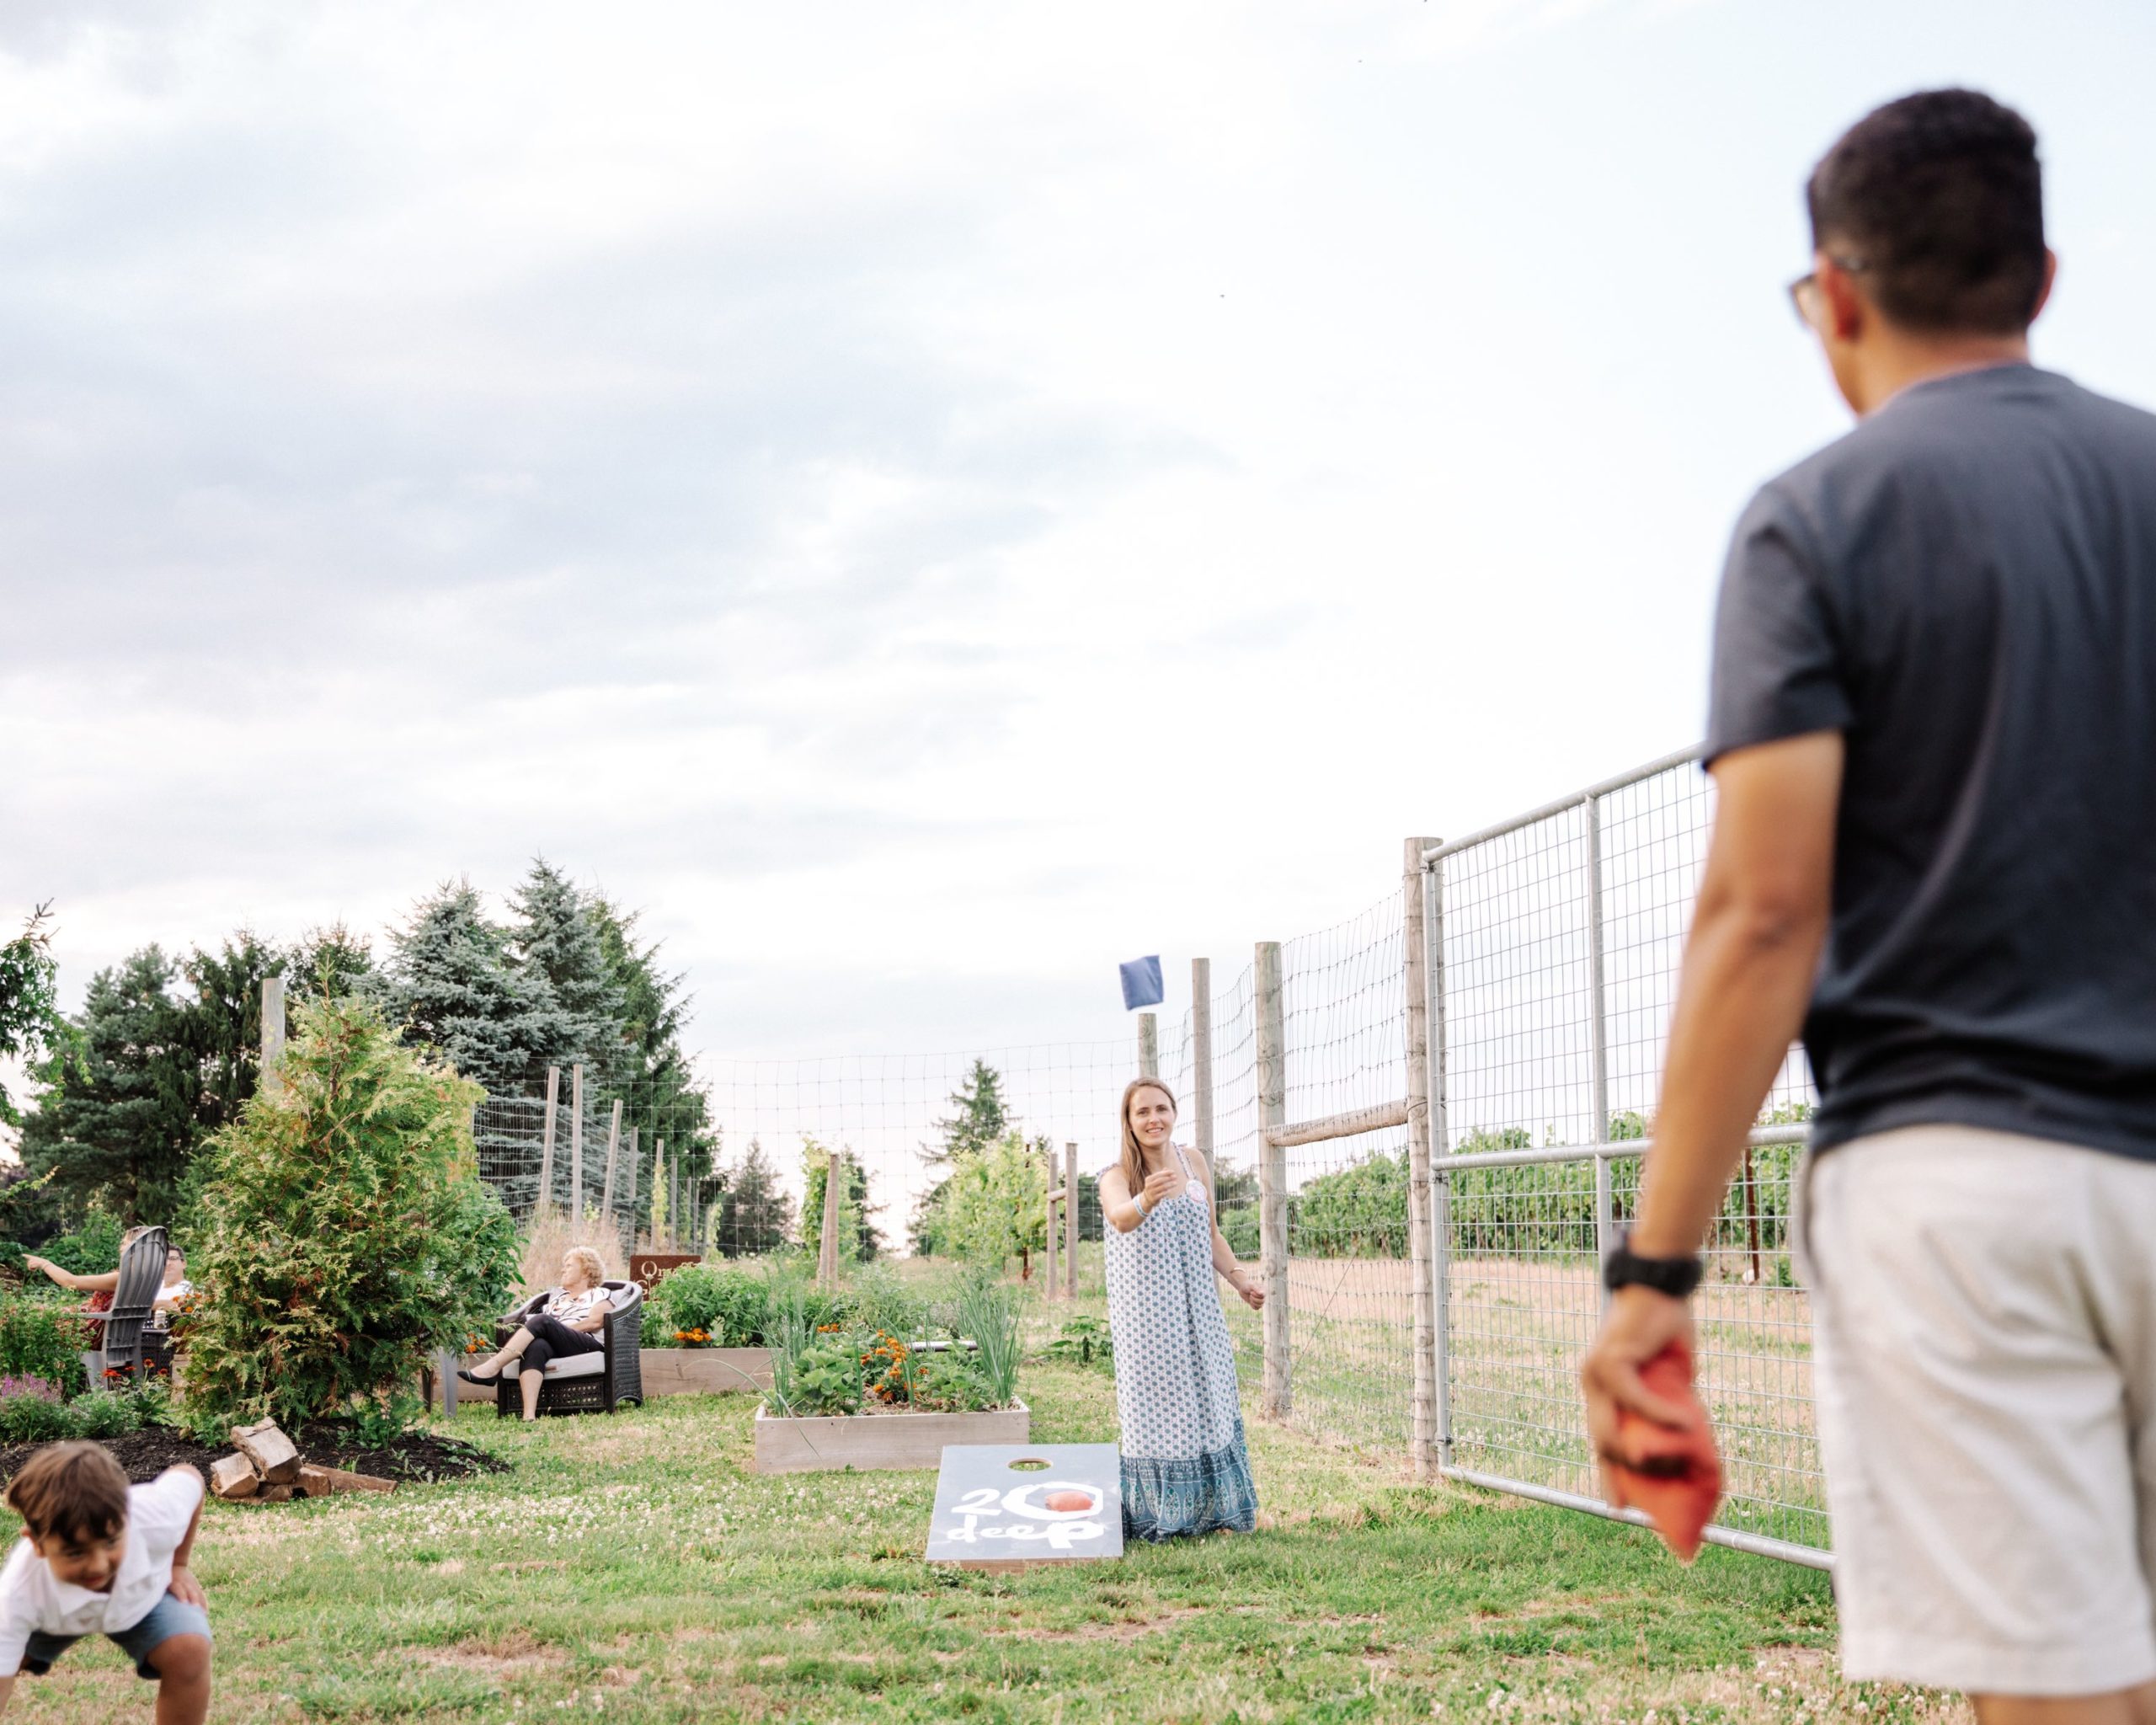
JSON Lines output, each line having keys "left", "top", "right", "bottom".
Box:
{"left": 0, "top": 1443, "right": 211, "bottom": 1722}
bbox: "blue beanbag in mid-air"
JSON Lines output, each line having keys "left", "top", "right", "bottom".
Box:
{"left": 1119, "top": 955, "right": 1164, "bottom": 1012}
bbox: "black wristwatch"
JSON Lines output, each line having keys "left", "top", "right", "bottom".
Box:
{"left": 1602, "top": 1234, "right": 1703, "bottom": 1299}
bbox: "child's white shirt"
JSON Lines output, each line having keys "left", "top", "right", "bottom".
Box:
{"left": 0, "top": 1470, "right": 202, "bottom": 1674}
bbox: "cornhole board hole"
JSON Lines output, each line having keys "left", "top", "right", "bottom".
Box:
{"left": 925, "top": 1444, "right": 1123, "bottom": 1573}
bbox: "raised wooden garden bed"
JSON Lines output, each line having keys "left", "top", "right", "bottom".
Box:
{"left": 639, "top": 1347, "right": 772, "bottom": 1396}
{"left": 753, "top": 1401, "right": 1028, "bottom": 1474}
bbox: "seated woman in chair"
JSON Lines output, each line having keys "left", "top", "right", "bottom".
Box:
{"left": 24, "top": 1232, "right": 191, "bottom": 1321}
{"left": 458, "top": 1247, "right": 610, "bottom": 1421}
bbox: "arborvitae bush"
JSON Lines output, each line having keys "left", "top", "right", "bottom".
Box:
{"left": 182, "top": 993, "right": 519, "bottom": 1428}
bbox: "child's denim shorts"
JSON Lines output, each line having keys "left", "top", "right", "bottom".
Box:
{"left": 22, "top": 1591, "right": 212, "bottom": 1680}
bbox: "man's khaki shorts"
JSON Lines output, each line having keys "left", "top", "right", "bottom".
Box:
{"left": 1802, "top": 1124, "right": 2156, "bottom": 1696}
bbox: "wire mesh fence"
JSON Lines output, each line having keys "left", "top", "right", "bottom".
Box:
{"left": 1431, "top": 749, "right": 1824, "bottom": 1562}
{"left": 457, "top": 743, "right": 1828, "bottom": 1562}
{"left": 474, "top": 1047, "right": 1135, "bottom": 1266}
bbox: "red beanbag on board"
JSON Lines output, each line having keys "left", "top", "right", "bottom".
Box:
{"left": 1610, "top": 1341, "right": 1722, "bottom": 1562}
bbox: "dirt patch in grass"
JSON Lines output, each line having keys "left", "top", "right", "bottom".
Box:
{"left": 0, "top": 1421, "right": 506, "bottom": 1487}
{"left": 418, "top": 1629, "right": 566, "bottom": 1674}
{"left": 995, "top": 1605, "right": 1205, "bottom": 1643}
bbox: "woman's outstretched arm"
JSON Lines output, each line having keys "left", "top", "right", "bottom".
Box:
{"left": 21, "top": 1257, "right": 119, "bottom": 1295}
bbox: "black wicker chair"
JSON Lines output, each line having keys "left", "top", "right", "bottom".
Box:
{"left": 493, "top": 1280, "right": 644, "bottom": 1418}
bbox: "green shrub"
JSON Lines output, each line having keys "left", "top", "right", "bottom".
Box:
{"left": 34, "top": 1213, "right": 125, "bottom": 1277}
{"left": 0, "top": 1391, "right": 76, "bottom": 1445}
{"left": 0, "top": 1378, "right": 164, "bottom": 1445}
{"left": 67, "top": 1389, "right": 141, "bottom": 1439}
{"left": 648, "top": 1263, "right": 771, "bottom": 1347}
{"left": 1044, "top": 1316, "right": 1113, "bottom": 1370}
{"left": 0, "top": 1295, "right": 91, "bottom": 1394}
{"left": 181, "top": 994, "right": 520, "bottom": 1429}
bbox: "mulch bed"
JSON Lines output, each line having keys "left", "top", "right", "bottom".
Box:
{"left": 0, "top": 1421, "right": 508, "bottom": 1487}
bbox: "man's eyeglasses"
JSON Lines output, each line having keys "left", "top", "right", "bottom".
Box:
{"left": 1787, "top": 254, "right": 1869, "bottom": 328}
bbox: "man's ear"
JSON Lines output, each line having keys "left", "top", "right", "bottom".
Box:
{"left": 2030, "top": 249, "right": 2058, "bottom": 323}
{"left": 1818, "top": 254, "right": 1866, "bottom": 342}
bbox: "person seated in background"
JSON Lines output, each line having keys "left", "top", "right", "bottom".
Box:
{"left": 456, "top": 1247, "right": 611, "bottom": 1422}
{"left": 21, "top": 1234, "right": 190, "bottom": 1326}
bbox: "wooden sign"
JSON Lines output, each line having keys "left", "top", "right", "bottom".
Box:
{"left": 924, "top": 1444, "right": 1123, "bottom": 1572}
{"left": 628, "top": 1252, "right": 703, "bottom": 1290}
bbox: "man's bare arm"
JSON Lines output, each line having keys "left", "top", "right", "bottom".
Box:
{"left": 1580, "top": 731, "right": 1841, "bottom": 1485}
{"left": 1630, "top": 731, "right": 1842, "bottom": 1254}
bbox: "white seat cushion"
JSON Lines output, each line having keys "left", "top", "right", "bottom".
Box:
{"left": 541, "top": 1351, "right": 606, "bottom": 1380}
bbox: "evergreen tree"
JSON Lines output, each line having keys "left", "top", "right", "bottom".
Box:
{"left": 925, "top": 1060, "right": 1010, "bottom": 1166}
{"left": 173, "top": 932, "right": 284, "bottom": 1137}
{"left": 713, "top": 1135, "right": 792, "bottom": 1256}
{"left": 910, "top": 1060, "right": 1011, "bottom": 1254}
{"left": 387, "top": 880, "right": 565, "bottom": 1093}
{"left": 288, "top": 921, "right": 383, "bottom": 1001}
{"left": 183, "top": 991, "right": 518, "bottom": 1428}
{"left": 588, "top": 891, "right": 716, "bottom": 1236}
{"left": 19, "top": 948, "right": 199, "bottom": 1225}
{"left": 506, "top": 859, "right": 624, "bottom": 1079}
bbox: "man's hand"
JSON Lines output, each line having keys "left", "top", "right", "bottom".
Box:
{"left": 167, "top": 1565, "right": 207, "bottom": 1608}
{"left": 1580, "top": 1287, "right": 1698, "bottom": 1506}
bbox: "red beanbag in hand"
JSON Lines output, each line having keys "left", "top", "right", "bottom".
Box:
{"left": 1610, "top": 1341, "right": 1722, "bottom": 1562}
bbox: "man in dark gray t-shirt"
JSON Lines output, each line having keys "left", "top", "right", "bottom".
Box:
{"left": 1714, "top": 361, "right": 2156, "bottom": 1162}
{"left": 1582, "top": 91, "right": 2156, "bottom": 1720}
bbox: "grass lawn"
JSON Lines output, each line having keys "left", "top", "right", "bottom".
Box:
{"left": 9, "top": 1363, "right": 1967, "bottom": 1724}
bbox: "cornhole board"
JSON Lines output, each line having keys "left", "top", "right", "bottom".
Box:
{"left": 924, "top": 1444, "right": 1123, "bottom": 1573}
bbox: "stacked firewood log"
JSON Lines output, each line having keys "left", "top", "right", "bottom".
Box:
{"left": 209, "top": 1420, "right": 397, "bottom": 1503}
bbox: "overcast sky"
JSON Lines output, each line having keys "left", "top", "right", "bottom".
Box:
{"left": 5, "top": 0, "right": 2154, "bottom": 1068}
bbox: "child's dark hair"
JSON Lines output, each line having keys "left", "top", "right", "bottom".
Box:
{"left": 4, "top": 1442, "right": 130, "bottom": 1544}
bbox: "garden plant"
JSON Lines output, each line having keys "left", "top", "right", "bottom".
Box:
{"left": 180, "top": 992, "right": 520, "bottom": 1433}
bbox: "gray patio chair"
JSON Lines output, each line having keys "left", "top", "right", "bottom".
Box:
{"left": 83, "top": 1226, "right": 169, "bottom": 1386}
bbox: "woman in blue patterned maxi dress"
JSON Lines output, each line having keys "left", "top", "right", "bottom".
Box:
{"left": 1100, "top": 1076, "right": 1265, "bottom": 1540}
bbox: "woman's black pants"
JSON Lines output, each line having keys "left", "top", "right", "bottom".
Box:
{"left": 520, "top": 1312, "right": 603, "bottom": 1376}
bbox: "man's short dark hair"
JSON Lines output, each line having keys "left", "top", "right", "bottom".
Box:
{"left": 1807, "top": 88, "right": 2046, "bottom": 334}
{"left": 4, "top": 1442, "right": 130, "bottom": 1545}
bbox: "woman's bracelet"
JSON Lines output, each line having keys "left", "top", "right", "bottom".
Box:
{"left": 1134, "top": 1191, "right": 1150, "bottom": 1218}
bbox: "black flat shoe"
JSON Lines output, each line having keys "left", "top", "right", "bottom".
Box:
{"left": 456, "top": 1369, "right": 499, "bottom": 1386}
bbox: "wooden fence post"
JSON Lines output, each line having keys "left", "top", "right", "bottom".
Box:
{"left": 816, "top": 1149, "right": 844, "bottom": 1288}
{"left": 625, "top": 1127, "right": 640, "bottom": 1242}
{"left": 538, "top": 1066, "right": 560, "bottom": 1214}
{"left": 570, "top": 1065, "right": 585, "bottom": 1222}
{"left": 1137, "top": 1011, "right": 1158, "bottom": 1079}
{"left": 1065, "top": 1141, "right": 1078, "bottom": 1300}
{"left": 259, "top": 975, "right": 286, "bottom": 1099}
{"left": 1190, "top": 958, "right": 1214, "bottom": 1166}
{"left": 601, "top": 1101, "right": 623, "bottom": 1229}
{"left": 1403, "top": 837, "right": 1440, "bottom": 1483}
{"left": 668, "top": 1143, "right": 680, "bottom": 1250}
{"left": 1043, "top": 1143, "right": 1059, "bottom": 1298}
{"left": 1255, "top": 940, "right": 1290, "bottom": 1421}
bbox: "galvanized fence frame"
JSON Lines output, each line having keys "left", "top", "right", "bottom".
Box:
{"left": 1417, "top": 747, "right": 1828, "bottom": 1567}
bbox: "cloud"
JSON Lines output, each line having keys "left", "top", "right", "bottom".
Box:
{"left": 6, "top": 0, "right": 2154, "bottom": 1098}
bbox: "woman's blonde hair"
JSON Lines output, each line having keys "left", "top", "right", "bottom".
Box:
{"left": 1118, "top": 1076, "right": 1179, "bottom": 1198}
{"left": 563, "top": 1246, "right": 606, "bottom": 1290}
